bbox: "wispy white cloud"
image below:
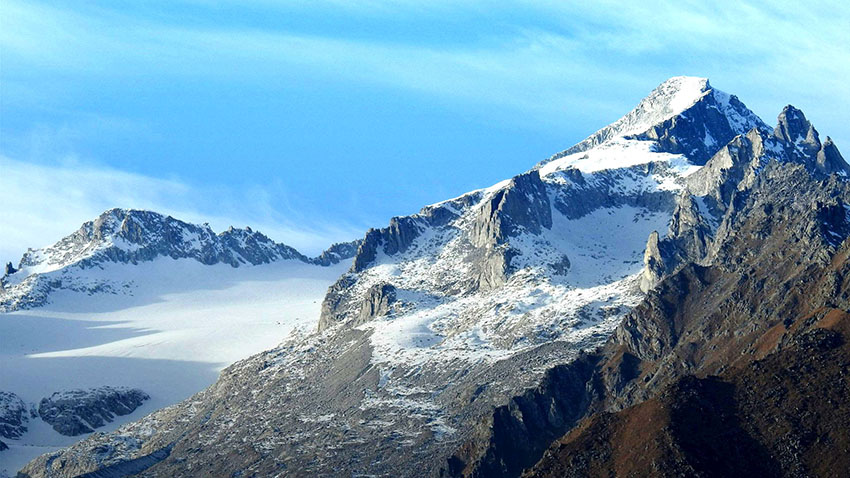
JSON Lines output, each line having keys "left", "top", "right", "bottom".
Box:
{"left": 0, "top": 156, "right": 368, "bottom": 262}
{"left": 2, "top": 0, "right": 848, "bottom": 137}
{"left": 0, "top": 0, "right": 635, "bottom": 122}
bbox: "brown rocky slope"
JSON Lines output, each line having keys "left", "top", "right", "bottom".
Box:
{"left": 452, "top": 159, "right": 850, "bottom": 477}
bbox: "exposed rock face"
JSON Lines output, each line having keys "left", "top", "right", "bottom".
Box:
{"left": 528, "top": 335, "right": 850, "bottom": 478}
{"left": 774, "top": 105, "right": 850, "bottom": 176}
{"left": 645, "top": 192, "right": 711, "bottom": 288}
{"left": 17, "top": 209, "right": 308, "bottom": 270}
{"left": 352, "top": 217, "right": 423, "bottom": 273}
{"left": 317, "top": 272, "right": 359, "bottom": 331}
{"left": 472, "top": 171, "right": 552, "bottom": 247}
{"left": 685, "top": 127, "right": 774, "bottom": 200}
{"left": 319, "top": 192, "right": 484, "bottom": 331}
{"left": 18, "top": 78, "right": 849, "bottom": 478}
{"left": 817, "top": 137, "right": 847, "bottom": 175}
{"left": 636, "top": 88, "right": 767, "bottom": 165}
{"left": 350, "top": 203, "right": 468, "bottom": 274}
{"left": 448, "top": 354, "right": 603, "bottom": 478}
{"left": 775, "top": 105, "right": 820, "bottom": 154}
{"left": 550, "top": 164, "right": 676, "bottom": 221}
{"left": 311, "top": 240, "right": 362, "bottom": 266}
{"left": 639, "top": 231, "right": 666, "bottom": 292}
{"left": 0, "top": 391, "right": 29, "bottom": 439}
{"left": 37, "top": 387, "right": 149, "bottom": 436}
{"left": 357, "top": 282, "right": 397, "bottom": 324}
{"left": 529, "top": 300, "right": 850, "bottom": 478}
{"left": 640, "top": 108, "right": 850, "bottom": 292}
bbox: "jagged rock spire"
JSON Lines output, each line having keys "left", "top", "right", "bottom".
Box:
{"left": 774, "top": 105, "right": 820, "bottom": 156}
{"left": 774, "top": 105, "right": 850, "bottom": 175}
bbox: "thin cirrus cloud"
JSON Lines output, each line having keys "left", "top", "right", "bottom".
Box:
{"left": 0, "top": 0, "right": 637, "bottom": 122}
{"left": 0, "top": 156, "right": 368, "bottom": 262}
{"left": 3, "top": 0, "right": 848, "bottom": 132}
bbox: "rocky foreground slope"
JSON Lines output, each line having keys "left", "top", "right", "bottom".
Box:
{"left": 15, "top": 77, "right": 850, "bottom": 477}
{"left": 525, "top": 161, "right": 850, "bottom": 477}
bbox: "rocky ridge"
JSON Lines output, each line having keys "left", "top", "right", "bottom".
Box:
{"left": 0, "top": 209, "right": 360, "bottom": 312}
{"left": 0, "top": 393, "right": 31, "bottom": 441}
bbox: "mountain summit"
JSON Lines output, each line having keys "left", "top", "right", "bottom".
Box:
{"left": 13, "top": 77, "right": 850, "bottom": 478}
{"left": 544, "top": 76, "right": 766, "bottom": 169}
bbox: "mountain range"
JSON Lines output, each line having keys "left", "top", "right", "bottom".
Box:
{"left": 3, "top": 76, "right": 849, "bottom": 477}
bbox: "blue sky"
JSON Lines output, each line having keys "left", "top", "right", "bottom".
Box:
{"left": 1, "top": 0, "right": 849, "bottom": 259}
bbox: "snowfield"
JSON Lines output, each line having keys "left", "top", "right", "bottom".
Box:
{"left": 0, "top": 258, "right": 349, "bottom": 474}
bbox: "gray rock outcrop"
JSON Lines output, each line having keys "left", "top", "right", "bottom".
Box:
{"left": 311, "top": 240, "right": 363, "bottom": 266}
{"left": 472, "top": 170, "right": 552, "bottom": 246}
{"left": 26, "top": 209, "right": 309, "bottom": 269}
{"left": 357, "top": 283, "right": 397, "bottom": 324}
{"left": 37, "top": 387, "right": 149, "bottom": 436}
{"left": 640, "top": 106, "right": 850, "bottom": 291}
{"left": 773, "top": 105, "right": 850, "bottom": 175}
{"left": 468, "top": 170, "right": 553, "bottom": 290}
{"left": 636, "top": 88, "right": 767, "bottom": 165}
{"left": 542, "top": 77, "right": 765, "bottom": 167}
{"left": 0, "top": 391, "right": 29, "bottom": 439}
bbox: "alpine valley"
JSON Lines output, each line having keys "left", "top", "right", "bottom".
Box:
{"left": 4, "top": 77, "right": 849, "bottom": 477}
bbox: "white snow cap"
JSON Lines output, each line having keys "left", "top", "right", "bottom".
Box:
{"left": 537, "top": 76, "right": 713, "bottom": 176}
{"left": 591, "top": 76, "right": 711, "bottom": 142}
{"left": 545, "top": 76, "right": 713, "bottom": 162}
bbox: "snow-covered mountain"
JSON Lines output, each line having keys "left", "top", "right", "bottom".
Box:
{"left": 0, "top": 211, "right": 358, "bottom": 474}
{"left": 318, "top": 76, "right": 766, "bottom": 367}
{"left": 0, "top": 208, "right": 357, "bottom": 311}
{"left": 10, "top": 76, "right": 850, "bottom": 478}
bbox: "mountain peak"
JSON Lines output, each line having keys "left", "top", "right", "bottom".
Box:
{"left": 541, "top": 76, "right": 767, "bottom": 171}
{"left": 649, "top": 75, "right": 711, "bottom": 110}
{"left": 562, "top": 76, "right": 712, "bottom": 154}
{"left": 5, "top": 208, "right": 308, "bottom": 282}
{"left": 772, "top": 105, "right": 849, "bottom": 175}
{"left": 774, "top": 104, "right": 817, "bottom": 147}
